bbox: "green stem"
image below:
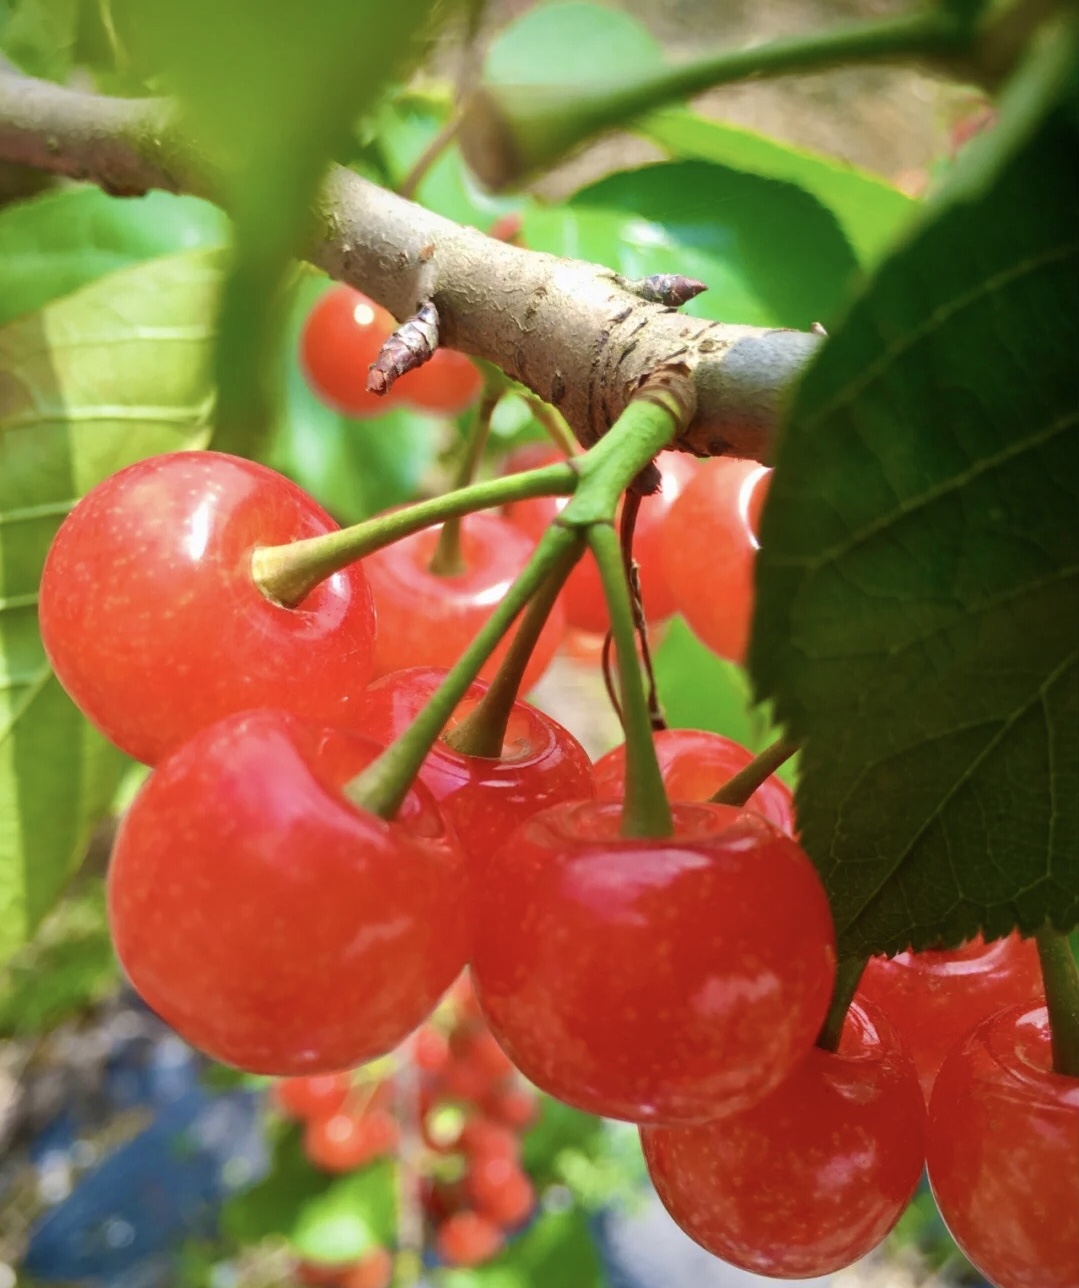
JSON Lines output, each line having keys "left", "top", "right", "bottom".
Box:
{"left": 429, "top": 384, "right": 501, "bottom": 577}
{"left": 397, "top": 109, "right": 462, "bottom": 201}
{"left": 816, "top": 957, "right": 869, "bottom": 1054}
{"left": 1035, "top": 926, "right": 1079, "bottom": 1077}
{"left": 346, "top": 525, "right": 579, "bottom": 819}
{"left": 251, "top": 460, "right": 577, "bottom": 607}
{"left": 523, "top": 393, "right": 581, "bottom": 457}
{"left": 589, "top": 522, "right": 672, "bottom": 839}
{"left": 711, "top": 736, "right": 800, "bottom": 807}
{"left": 444, "top": 536, "right": 584, "bottom": 758}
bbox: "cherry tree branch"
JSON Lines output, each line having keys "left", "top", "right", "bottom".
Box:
{"left": 0, "top": 68, "right": 822, "bottom": 463}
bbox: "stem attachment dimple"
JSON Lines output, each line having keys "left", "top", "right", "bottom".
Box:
{"left": 1034, "top": 926, "right": 1079, "bottom": 1077}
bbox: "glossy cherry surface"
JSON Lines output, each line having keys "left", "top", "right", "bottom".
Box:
{"left": 108, "top": 709, "right": 470, "bottom": 1074}
{"left": 661, "top": 457, "right": 771, "bottom": 663}
{"left": 39, "top": 452, "right": 377, "bottom": 765}
{"left": 472, "top": 801, "right": 835, "bottom": 1123}
{"left": 359, "top": 667, "right": 594, "bottom": 859}
{"left": 594, "top": 728, "right": 794, "bottom": 832}
{"left": 363, "top": 513, "right": 563, "bottom": 693}
{"left": 301, "top": 285, "right": 403, "bottom": 417}
{"left": 857, "top": 932, "right": 1044, "bottom": 1103}
{"left": 641, "top": 999, "right": 926, "bottom": 1277}
{"left": 927, "top": 1003, "right": 1079, "bottom": 1288}
{"left": 504, "top": 446, "right": 696, "bottom": 634}
{"left": 403, "top": 347, "right": 483, "bottom": 415}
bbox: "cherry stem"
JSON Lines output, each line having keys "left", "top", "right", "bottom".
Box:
{"left": 590, "top": 521, "right": 673, "bottom": 840}
{"left": 711, "top": 736, "right": 800, "bottom": 806}
{"left": 444, "top": 539, "right": 584, "bottom": 758}
{"left": 397, "top": 110, "right": 462, "bottom": 201}
{"left": 251, "top": 459, "right": 577, "bottom": 607}
{"left": 816, "top": 957, "right": 868, "bottom": 1053}
{"left": 1034, "top": 927, "right": 1079, "bottom": 1078}
{"left": 523, "top": 392, "right": 581, "bottom": 457}
{"left": 346, "top": 524, "right": 581, "bottom": 819}
{"left": 429, "top": 382, "right": 502, "bottom": 577}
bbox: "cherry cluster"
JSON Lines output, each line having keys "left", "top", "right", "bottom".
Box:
{"left": 277, "top": 975, "right": 540, "bottom": 1283}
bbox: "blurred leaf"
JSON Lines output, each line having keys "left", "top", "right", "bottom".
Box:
{"left": 520, "top": 1095, "right": 603, "bottom": 1185}
{"left": 640, "top": 107, "right": 913, "bottom": 267}
{"left": 750, "top": 108, "right": 1079, "bottom": 955}
{"left": 265, "top": 275, "right": 438, "bottom": 523}
{"left": 0, "top": 185, "right": 230, "bottom": 326}
{"left": 0, "top": 877, "right": 118, "bottom": 1034}
{"left": 653, "top": 618, "right": 784, "bottom": 762}
{"left": 476, "top": 1208, "right": 603, "bottom": 1287}
{"left": 126, "top": 0, "right": 440, "bottom": 455}
{"left": 0, "top": 0, "right": 79, "bottom": 79}
{"left": 524, "top": 159, "right": 857, "bottom": 330}
{"left": 220, "top": 1128, "right": 330, "bottom": 1245}
{"left": 290, "top": 1161, "right": 396, "bottom": 1262}
{"left": 0, "top": 249, "right": 220, "bottom": 963}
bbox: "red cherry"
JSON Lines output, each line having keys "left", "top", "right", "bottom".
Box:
{"left": 436, "top": 1211, "right": 504, "bottom": 1267}
{"left": 660, "top": 458, "right": 771, "bottom": 663}
{"left": 399, "top": 347, "right": 482, "bottom": 416}
{"left": 301, "top": 285, "right": 403, "bottom": 417}
{"left": 927, "top": 1003, "right": 1079, "bottom": 1288}
{"left": 641, "top": 999, "right": 926, "bottom": 1277}
{"left": 458, "top": 1118, "right": 520, "bottom": 1163}
{"left": 304, "top": 1108, "right": 399, "bottom": 1173}
{"left": 482, "top": 1086, "right": 539, "bottom": 1130}
{"left": 594, "top": 728, "right": 794, "bottom": 832}
{"left": 358, "top": 668, "right": 594, "bottom": 860}
{"left": 272, "top": 1073, "right": 352, "bottom": 1120}
{"left": 472, "top": 801, "right": 835, "bottom": 1123}
{"left": 504, "top": 447, "right": 696, "bottom": 633}
{"left": 340, "top": 1247, "right": 393, "bottom": 1288}
{"left": 38, "top": 451, "right": 377, "bottom": 765}
{"left": 857, "top": 932, "right": 1044, "bottom": 1103}
{"left": 413, "top": 1025, "right": 451, "bottom": 1075}
{"left": 108, "top": 710, "right": 470, "bottom": 1074}
{"left": 363, "top": 514, "right": 563, "bottom": 693}
{"left": 294, "top": 1259, "right": 354, "bottom": 1286}
{"left": 466, "top": 1156, "right": 536, "bottom": 1228}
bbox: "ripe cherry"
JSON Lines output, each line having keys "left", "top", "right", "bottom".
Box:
{"left": 108, "top": 710, "right": 470, "bottom": 1074}
{"left": 466, "top": 1156, "right": 536, "bottom": 1228}
{"left": 436, "top": 1211, "right": 504, "bottom": 1267}
{"left": 641, "top": 999, "right": 926, "bottom": 1278}
{"left": 39, "top": 452, "right": 377, "bottom": 765}
{"left": 341, "top": 1247, "right": 394, "bottom": 1288}
{"left": 661, "top": 457, "right": 771, "bottom": 663}
{"left": 594, "top": 728, "right": 794, "bottom": 832}
{"left": 927, "top": 1003, "right": 1079, "bottom": 1288}
{"left": 304, "top": 1108, "right": 399, "bottom": 1173}
{"left": 363, "top": 515, "right": 563, "bottom": 693}
{"left": 272, "top": 1073, "right": 352, "bottom": 1120}
{"left": 472, "top": 801, "right": 835, "bottom": 1123}
{"left": 358, "top": 667, "right": 594, "bottom": 859}
{"left": 301, "top": 285, "right": 402, "bottom": 417}
{"left": 402, "top": 347, "right": 483, "bottom": 416}
{"left": 857, "top": 932, "right": 1044, "bottom": 1103}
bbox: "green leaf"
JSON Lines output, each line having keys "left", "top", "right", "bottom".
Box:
{"left": 639, "top": 107, "right": 914, "bottom": 267}
{"left": 524, "top": 160, "right": 858, "bottom": 330}
{"left": 220, "top": 1127, "right": 331, "bottom": 1246}
{"left": 0, "top": 877, "right": 118, "bottom": 1034}
{"left": 290, "top": 1162, "right": 396, "bottom": 1263}
{"left": 0, "top": 249, "right": 221, "bottom": 963}
{"left": 0, "top": 185, "right": 230, "bottom": 327}
{"left": 0, "top": 0, "right": 79, "bottom": 80}
{"left": 749, "top": 110, "right": 1079, "bottom": 956}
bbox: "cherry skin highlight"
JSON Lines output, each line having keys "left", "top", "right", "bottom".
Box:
{"left": 857, "top": 932, "right": 1044, "bottom": 1103}
{"left": 108, "top": 709, "right": 470, "bottom": 1075}
{"left": 363, "top": 513, "right": 564, "bottom": 693}
{"left": 660, "top": 457, "right": 771, "bottom": 663}
{"left": 472, "top": 801, "right": 836, "bottom": 1124}
{"left": 358, "top": 667, "right": 594, "bottom": 859}
{"left": 301, "top": 285, "right": 403, "bottom": 417}
{"left": 927, "top": 1003, "right": 1079, "bottom": 1288}
{"left": 594, "top": 728, "right": 794, "bottom": 832}
{"left": 39, "top": 452, "right": 377, "bottom": 765}
{"left": 641, "top": 999, "right": 926, "bottom": 1278}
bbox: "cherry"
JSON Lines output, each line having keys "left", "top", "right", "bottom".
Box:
{"left": 358, "top": 667, "right": 594, "bottom": 859}
{"left": 301, "top": 285, "right": 403, "bottom": 417}
{"left": 304, "top": 1108, "right": 399, "bottom": 1173}
{"left": 436, "top": 1211, "right": 504, "bottom": 1267}
{"left": 927, "top": 1003, "right": 1079, "bottom": 1288}
{"left": 402, "top": 346, "right": 483, "bottom": 416}
{"left": 414, "top": 1025, "right": 451, "bottom": 1075}
{"left": 466, "top": 1155, "right": 536, "bottom": 1228}
{"left": 39, "top": 452, "right": 377, "bottom": 765}
{"left": 108, "top": 709, "right": 470, "bottom": 1074}
{"left": 363, "top": 515, "right": 563, "bottom": 693}
{"left": 594, "top": 728, "right": 794, "bottom": 832}
{"left": 458, "top": 1118, "right": 521, "bottom": 1163}
{"left": 641, "top": 999, "right": 926, "bottom": 1278}
{"left": 482, "top": 1086, "right": 539, "bottom": 1130}
{"left": 472, "top": 800, "right": 835, "bottom": 1123}
{"left": 340, "top": 1247, "right": 393, "bottom": 1288}
{"left": 660, "top": 457, "right": 771, "bottom": 663}
{"left": 857, "top": 932, "right": 1044, "bottom": 1103}
{"left": 503, "top": 446, "right": 696, "bottom": 633}
{"left": 272, "top": 1073, "right": 352, "bottom": 1120}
